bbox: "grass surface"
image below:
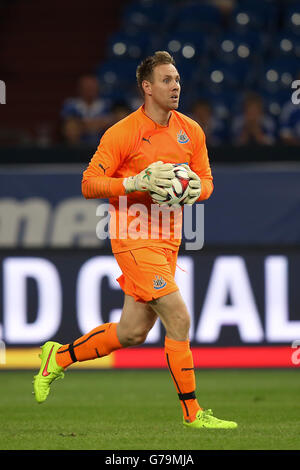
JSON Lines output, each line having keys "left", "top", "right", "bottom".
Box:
{"left": 0, "top": 369, "right": 299, "bottom": 450}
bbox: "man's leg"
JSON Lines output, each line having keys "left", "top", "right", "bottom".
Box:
{"left": 149, "top": 290, "right": 201, "bottom": 423}
{"left": 116, "top": 294, "right": 158, "bottom": 347}
{"left": 149, "top": 289, "right": 237, "bottom": 428}
{"left": 55, "top": 294, "right": 157, "bottom": 368}
{"left": 33, "top": 294, "right": 157, "bottom": 403}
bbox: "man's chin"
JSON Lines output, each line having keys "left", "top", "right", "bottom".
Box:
{"left": 170, "top": 101, "right": 179, "bottom": 110}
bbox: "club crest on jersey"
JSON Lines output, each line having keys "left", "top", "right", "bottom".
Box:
{"left": 153, "top": 275, "right": 167, "bottom": 290}
{"left": 177, "top": 130, "right": 189, "bottom": 144}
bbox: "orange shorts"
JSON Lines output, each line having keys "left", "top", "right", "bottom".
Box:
{"left": 115, "top": 247, "right": 179, "bottom": 302}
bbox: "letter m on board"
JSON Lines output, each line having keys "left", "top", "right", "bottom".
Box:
{"left": 0, "top": 80, "right": 6, "bottom": 104}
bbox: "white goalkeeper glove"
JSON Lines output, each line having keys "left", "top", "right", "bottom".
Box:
{"left": 123, "top": 161, "right": 175, "bottom": 197}
{"left": 180, "top": 164, "right": 201, "bottom": 205}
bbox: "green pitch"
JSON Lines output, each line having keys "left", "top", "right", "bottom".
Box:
{"left": 0, "top": 369, "right": 299, "bottom": 450}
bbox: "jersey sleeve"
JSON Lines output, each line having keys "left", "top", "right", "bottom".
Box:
{"left": 190, "top": 123, "right": 214, "bottom": 201}
{"left": 81, "top": 125, "right": 128, "bottom": 199}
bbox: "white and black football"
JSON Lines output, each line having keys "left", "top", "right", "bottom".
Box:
{"left": 150, "top": 164, "right": 190, "bottom": 206}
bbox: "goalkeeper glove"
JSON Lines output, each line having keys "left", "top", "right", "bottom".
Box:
{"left": 123, "top": 161, "right": 175, "bottom": 197}
{"left": 180, "top": 164, "right": 201, "bottom": 205}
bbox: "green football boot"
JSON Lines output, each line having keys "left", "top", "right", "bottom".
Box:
{"left": 33, "top": 341, "right": 65, "bottom": 404}
{"left": 184, "top": 409, "right": 238, "bottom": 429}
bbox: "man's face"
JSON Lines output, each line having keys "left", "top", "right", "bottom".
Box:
{"left": 143, "top": 63, "right": 181, "bottom": 111}
{"left": 78, "top": 76, "right": 99, "bottom": 102}
{"left": 193, "top": 104, "right": 212, "bottom": 126}
{"left": 245, "top": 101, "right": 263, "bottom": 122}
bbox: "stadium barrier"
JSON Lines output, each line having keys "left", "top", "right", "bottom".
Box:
{"left": 0, "top": 161, "right": 299, "bottom": 368}
{"left": 0, "top": 248, "right": 299, "bottom": 369}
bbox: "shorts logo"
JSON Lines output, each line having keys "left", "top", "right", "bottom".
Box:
{"left": 177, "top": 130, "right": 189, "bottom": 144}
{"left": 153, "top": 275, "right": 167, "bottom": 290}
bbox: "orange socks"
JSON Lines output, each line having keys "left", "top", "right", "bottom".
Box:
{"left": 56, "top": 322, "right": 123, "bottom": 369}
{"left": 55, "top": 325, "right": 200, "bottom": 422}
{"left": 165, "top": 336, "right": 201, "bottom": 423}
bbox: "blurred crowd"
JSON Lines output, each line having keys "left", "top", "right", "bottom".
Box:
{"left": 58, "top": 0, "right": 300, "bottom": 147}
{"left": 60, "top": 73, "right": 300, "bottom": 148}
{"left": 61, "top": 75, "right": 132, "bottom": 148}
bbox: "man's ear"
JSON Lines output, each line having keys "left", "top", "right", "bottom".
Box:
{"left": 142, "top": 80, "right": 152, "bottom": 96}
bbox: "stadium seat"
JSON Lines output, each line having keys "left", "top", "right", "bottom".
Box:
{"left": 270, "top": 31, "right": 300, "bottom": 59}
{"left": 172, "top": 3, "right": 222, "bottom": 33}
{"left": 175, "top": 59, "right": 200, "bottom": 87}
{"left": 106, "top": 32, "right": 154, "bottom": 61}
{"left": 261, "top": 89, "right": 292, "bottom": 119}
{"left": 259, "top": 56, "right": 300, "bottom": 93}
{"left": 201, "top": 59, "right": 258, "bottom": 93}
{"left": 96, "top": 59, "right": 139, "bottom": 94}
{"left": 211, "top": 31, "right": 270, "bottom": 65}
{"left": 161, "top": 31, "right": 211, "bottom": 64}
{"left": 121, "top": 0, "right": 172, "bottom": 33}
{"left": 194, "top": 89, "right": 240, "bottom": 120}
{"left": 283, "top": 2, "right": 300, "bottom": 35}
{"left": 231, "top": 0, "right": 279, "bottom": 33}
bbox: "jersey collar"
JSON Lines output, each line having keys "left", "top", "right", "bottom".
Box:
{"left": 139, "top": 105, "right": 173, "bottom": 129}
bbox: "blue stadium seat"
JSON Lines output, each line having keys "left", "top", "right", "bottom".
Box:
{"left": 231, "top": 0, "right": 278, "bottom": 33}
{"left": 96, "top": 59, "right": 139, "bottom": 94}
{"left": 175, "top": 59, "right": 199, "bottom": 87}
{"left": 161, "top": 31, "right": 211, "bottom": 63}
{"left": 270, "top": 31, "right": 300, "bottom": 59}
{"left": 201, "top": 59, "right": 258, "bottom": 92}
{"left": 172, "top": 3, "right": 222, "bottom": 33}
{"left": 106, "top": 32, "right": 154, "bottom": 61}
{"left": 261, "top": 89, "right": 292, "bottom": 119}
{"left": 195, "top": 89, "right": 240, "bottom": 120}
{"left": 121, "top": 0, "right": 171, "bottom": 33}
{"left": 212, "top": 31, "right": 270, "bottom": 65}
{"left": 283, "top": 2, "right": 300, "bottom": 35}
{"left": 259, "top": 56, "right": 300, "bottom": 93}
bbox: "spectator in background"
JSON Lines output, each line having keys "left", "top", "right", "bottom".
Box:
{"left": 110, "top": 100, "right": 132, "bottom": 124}
{"left": 231, "top": 92, "right": 276, "bottom": 146}
{"left": 190, "top": 99, "right": 228, "bottom": 146}
{"left": 279, "top": 76, "right": 300, "bottom": 145}
{"left": 61, "top": 75, "right": 111, "bottom": 147}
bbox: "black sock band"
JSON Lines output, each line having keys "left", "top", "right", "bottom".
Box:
{"left": 68, "top": 343, "right": 77, "bottom": 363}
{"left": 178, "top": 391, "right": 196, "bottom": 401}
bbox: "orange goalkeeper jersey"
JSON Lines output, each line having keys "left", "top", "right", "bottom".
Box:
{"left": 82, "top": 105, "right": 213, "bottom": 253}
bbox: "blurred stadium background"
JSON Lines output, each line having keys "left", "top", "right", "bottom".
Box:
{"left": 0, "top": 0, "right": 300, "bottom": 371}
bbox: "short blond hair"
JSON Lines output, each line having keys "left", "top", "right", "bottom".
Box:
{"left": 136, "top": 51, "right": 176, "bottom": 94}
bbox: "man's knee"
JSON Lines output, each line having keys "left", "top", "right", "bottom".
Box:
{"left": 117, "top": 324, "right": 150, "bottom": 347}
{"left": 150, "top": 292, "right": 190, "bottom": 340}
{"left": 167, "top": 309, "right": 190, "bottom": 338}
{"left": 175, "top": 310, "right": 190, "bottom": 331}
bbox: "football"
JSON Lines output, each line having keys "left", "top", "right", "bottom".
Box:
{"left": 150, "top": 164, "right": 190, "bottom": 206}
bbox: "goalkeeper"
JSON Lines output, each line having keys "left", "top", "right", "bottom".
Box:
{"left": 34, "top": 51, "right": 237, "bottom": 429}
